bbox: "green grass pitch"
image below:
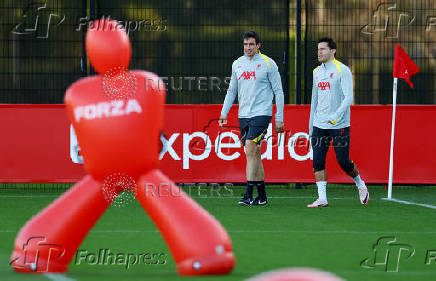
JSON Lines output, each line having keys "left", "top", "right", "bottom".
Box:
{"left": 1, "top": 184, "right": 436, "bottom": 281}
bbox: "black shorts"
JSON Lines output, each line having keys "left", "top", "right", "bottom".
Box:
{"left": 239, "top": 115, "right": 271, "bottom": 146}
{"left": 311, "top": 126, "right": 354, "bottom": 173}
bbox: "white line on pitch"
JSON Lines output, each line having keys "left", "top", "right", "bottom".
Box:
{"left": 382, "top": 198, "right": 436, "bottom": 210}
{"left": 0, "top": 195, "right": 58, "bottom": 198}
{"left": 87, "top": 230, "right": 436, "bottom": 235}
{"left": 340, "top": 270, "right": 436, "bottom": 276}
{"left": 0, "top": 195, "right": 354, "bottom": 200}
{"left": 44, "top": 274, "right": 76, "bottom": 281}
{"left": 227, "top": 230, "right": 436, "bottom": 234}
{"left": 2, "top": 229, "right": 435, "bottom": 235}
{"left": 183, "top": 196, "right": 355, "bottom": 200}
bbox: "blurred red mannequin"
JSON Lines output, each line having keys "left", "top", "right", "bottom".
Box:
{"left": 10, "top": 19, "right": 234, "bottom": 276}
{"left": 246, "top": 268, "right": 346, "bottom": 281}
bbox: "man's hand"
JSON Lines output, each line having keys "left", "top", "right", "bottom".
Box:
{"left": 327, "top": 113, "right": 339, "bottom": 125}
{"left": 218, "top": 116, "right": 227, "bottom": 128}
{"left": 274, "top": 121, "right": 284, "bottom": 133}
{"left": 327, "top": 119, "right": 338, "bottom": 125}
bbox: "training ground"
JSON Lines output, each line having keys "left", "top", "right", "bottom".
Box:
{"left": 1, "top": 184, "right": 436, "bottom": 281}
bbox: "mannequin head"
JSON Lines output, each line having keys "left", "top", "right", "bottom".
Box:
{"left": 85, "top": 19, "right": 132, "bottom": 74}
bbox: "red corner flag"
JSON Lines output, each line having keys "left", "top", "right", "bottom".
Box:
{"left": 393, "top": 45, "right": 420, "bottom": 88}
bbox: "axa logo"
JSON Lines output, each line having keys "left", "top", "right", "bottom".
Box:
{"left": 317, "top": 81, "right": 330, "bottom": 90}
{"left": 238, "top": 71, "right": 256, "bottom": 80}
{"left": 74, "top": 99, "right": 142, "bottom": 122}
{"left": 360, "top": 236, "right": 415, "bottom": 272}
{"left": 10, "top": 236, "right": 65, "bottom": 272}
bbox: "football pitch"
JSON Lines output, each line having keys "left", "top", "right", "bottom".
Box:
{"left": 1, "top": 184, "right": 436, "bottom": 281}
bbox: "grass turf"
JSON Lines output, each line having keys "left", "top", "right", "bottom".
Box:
{"left": 0, "top": 184, "right": 436, "bottom": 281}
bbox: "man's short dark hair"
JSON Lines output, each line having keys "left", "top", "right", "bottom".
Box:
{"left": 317, "top": 37, "right": 336, "bottom": 50}
{"left": 243, "top": 31, "right": 261, "bottom": 44}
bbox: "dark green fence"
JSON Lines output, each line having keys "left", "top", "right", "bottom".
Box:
{"left": 1, "top": 0, "right": 84, "bottom": 103}
{"left": 0, "top": 0, "right": 289, "bottom": 104}
{"left": 302, "top": 0, "right": 436, "bottom": 105}
{"left": 1, "top": 0, "right": 434, "bottom": 105}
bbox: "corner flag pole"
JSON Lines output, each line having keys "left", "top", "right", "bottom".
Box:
{"left": 387, "top": 78, "right": 398, "bottom": 199}
{"left": 389, "top": 45, "right": 420, "bottom": 199}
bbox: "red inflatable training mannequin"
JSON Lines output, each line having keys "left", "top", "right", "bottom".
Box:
{"left": 246, "top": 268, "right": 345, "bottom": 281}
{"left": 10, "top": 19, "right": 235, "bottom": 275}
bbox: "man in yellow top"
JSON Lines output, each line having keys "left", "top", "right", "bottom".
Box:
{"left": 219, "top": 31, "right": 284, "bottom": 206}
{"left": 308, "top": 37, "right": 369, "bottom": 207}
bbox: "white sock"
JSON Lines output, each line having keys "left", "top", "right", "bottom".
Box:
{"left": 353, "top": 175, "right": 365, "bottom": 188}
{"left": 316, "top": 181, "right": 327, "bottom": 202}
